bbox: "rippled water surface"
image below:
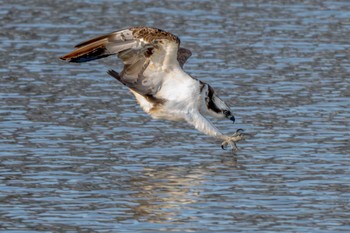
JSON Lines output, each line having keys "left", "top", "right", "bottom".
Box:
{"left": 1, "top": 0, "right": 350, "bottom": 232}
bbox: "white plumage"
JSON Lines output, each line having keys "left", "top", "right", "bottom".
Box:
{"left": 60, "top": 26, "right": 245, "bottom": 151}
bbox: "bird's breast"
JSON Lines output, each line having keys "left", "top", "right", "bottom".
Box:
{"left": 157, "top": 73, "right": 197, "bottom": 101}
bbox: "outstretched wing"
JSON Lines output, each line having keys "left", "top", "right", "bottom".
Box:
{"left": 60, "top": 26, "right": 192, "bottom": 97}
{"left": 60, "top": 27, "right": 178, "bottom": 62}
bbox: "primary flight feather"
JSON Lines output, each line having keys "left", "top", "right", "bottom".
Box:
{"left": 60, "top": 26, "right": 245, "bottom": 151}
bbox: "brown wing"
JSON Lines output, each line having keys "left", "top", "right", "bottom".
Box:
{"left": 59, "top": 28, "right": 139, "bottom": 63}
{"left": 60, "top": 26, "right": 181, "bottom": 63}
{"left": 60, "top": 27, "right": 190, "bottom": 97}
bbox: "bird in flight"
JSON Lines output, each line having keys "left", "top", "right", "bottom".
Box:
{"left": 60, "top": 26, "right": 245, "bottom": 151}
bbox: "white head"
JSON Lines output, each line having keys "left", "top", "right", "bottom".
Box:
{"left": 200, "top": 83, "right": 235, "bottom": 123}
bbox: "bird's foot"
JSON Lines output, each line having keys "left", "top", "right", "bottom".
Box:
{"left": 221, "top": 129, "right": 247, "bottom": 152}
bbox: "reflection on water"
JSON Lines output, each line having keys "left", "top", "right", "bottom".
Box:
{"left": 1, "top": 0, "right": 350, "bottom": 232}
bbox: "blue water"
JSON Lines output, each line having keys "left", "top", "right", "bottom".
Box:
{"left": 1, "top": 0, "right": 350, "bottom": 232}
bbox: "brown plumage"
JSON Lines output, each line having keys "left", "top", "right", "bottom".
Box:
{"left": 60, "top": 32, "right": 112, "bottom": 62}
{"left": 131, "top": 26, "right": 180, "bottom": 44}
{"left": 60, "top": 26, "right": 181, "bottom": 63}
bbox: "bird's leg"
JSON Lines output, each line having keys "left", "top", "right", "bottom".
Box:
{"left": 185, "top": 112, "right": 247, "bottom": 152}
{"left": 221, "top": 129, "right": 246, "bottom": 152}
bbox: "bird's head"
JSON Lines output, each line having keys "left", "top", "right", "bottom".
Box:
{"left": 201, "top": 83, "right": 235, "bottom": 123}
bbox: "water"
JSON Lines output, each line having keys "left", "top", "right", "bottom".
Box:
{"left": 1, "top": 0, "right": 350, "bottom": 232}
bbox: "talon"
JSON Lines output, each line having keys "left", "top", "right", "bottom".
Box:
{"left": 221, "top": 141, "right": 228, "bottom": 150}
{"left": 221, "top": 129, "right": 247, "bottom": 153}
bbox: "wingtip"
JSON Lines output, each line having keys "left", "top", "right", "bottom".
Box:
{"left": 107, "top": 69, "right": 117, "bottom": 75}
{"left": 59, "top": 52, "right": 76, "bottom": 62}
{"left": 59, "top": 55, "right": 69, "bottom": 61}
{"left": 107, "top": 69, "right": 121, "bottom": 81}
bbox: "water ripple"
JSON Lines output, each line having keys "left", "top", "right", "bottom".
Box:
{"left": 1, "top": 0, "right": 350, "bottom": 232}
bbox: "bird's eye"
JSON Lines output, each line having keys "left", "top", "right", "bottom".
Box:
{"left": 223, "top": 110, "right": 230, "bottom": 115}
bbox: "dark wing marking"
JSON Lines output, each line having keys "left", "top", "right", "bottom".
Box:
{"left": 107, "top": 69, "right": 165, "bottom": 105}
{"left": 177, "top": 47, "right": 192, "bottom": 68}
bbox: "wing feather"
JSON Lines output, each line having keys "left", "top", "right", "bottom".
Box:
{"left": 177, "top": 47, "right": 192, "bottom": 68}
{"left": 60, "top": 29, "right": 140, "bottom": 62}
{"left": 60, "top": 27, "right": 191, "bottom": 100}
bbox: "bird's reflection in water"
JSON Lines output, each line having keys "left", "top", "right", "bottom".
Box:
{"left": 117, "top": 157, "right": 241, "bottom": 223}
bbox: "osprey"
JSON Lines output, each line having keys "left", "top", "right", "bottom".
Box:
{"left": 60, "top": 26, "right": 245, "bottom": 151}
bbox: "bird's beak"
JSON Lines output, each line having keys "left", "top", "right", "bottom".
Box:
{"left": 229, "top": 115, "right": 235, "bottom": 124}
